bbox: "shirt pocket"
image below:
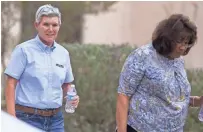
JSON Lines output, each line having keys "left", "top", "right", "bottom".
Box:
{"left": 52, "top": 61, "right": 67, "bottom": 86}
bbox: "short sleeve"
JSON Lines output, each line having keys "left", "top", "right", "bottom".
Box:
{"left": 64, "top": 53, "right": 74, "bottom": 83}
{"left": 4, "top": 45, "right": 27, "bottom": 80}
{"left": 118, "top": 50, "right": 145, "bottom": 97}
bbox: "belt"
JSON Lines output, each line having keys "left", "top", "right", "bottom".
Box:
{"left": 15, "top": 104, "right": 61, "bottom": 117}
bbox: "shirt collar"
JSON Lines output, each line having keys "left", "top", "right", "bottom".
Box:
{"left": 35, "top": 35, "right": 56, "bottom": 52}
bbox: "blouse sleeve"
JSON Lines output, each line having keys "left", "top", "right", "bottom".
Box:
{"left": 118, "top": 49, "right": 146, "bottom": 97}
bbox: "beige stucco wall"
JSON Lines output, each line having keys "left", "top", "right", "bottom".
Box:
{"left": 82, "top": 1, "right": 203, "bottom": 69}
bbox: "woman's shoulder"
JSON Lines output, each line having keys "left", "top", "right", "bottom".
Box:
{"left": 130, "top": 44, "right": 155, "bottom": 61}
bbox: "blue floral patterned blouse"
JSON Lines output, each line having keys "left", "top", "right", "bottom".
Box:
{"left": 118, "top": 44, "right": 191, "bottom": 132}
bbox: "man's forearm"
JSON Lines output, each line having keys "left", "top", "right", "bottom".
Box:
{"left": 116, "top": 93, "right": 129, "bottom": 132}
{"left": 5, "top": 76, "right": 18, "bottom": 117}
{"left": 62, "top": 83, "right": 71, "bottom": 104}
{"left": 5, "top": 85, "right": 16, "bottom": 116}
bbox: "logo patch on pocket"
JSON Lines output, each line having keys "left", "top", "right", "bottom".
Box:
{"left": 56, "top": 64, "right": 64, "bottom": 68}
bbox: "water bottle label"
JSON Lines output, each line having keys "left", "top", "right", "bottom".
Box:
{"left": 67, "top": 92, "right": 76, "bottom": 100}
{"left": 67, "top": 95, "right": 75, "bottom": 100}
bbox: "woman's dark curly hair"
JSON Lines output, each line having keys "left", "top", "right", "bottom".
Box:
{"left": 152, "top": 14, "right": 197, "bottom": 56}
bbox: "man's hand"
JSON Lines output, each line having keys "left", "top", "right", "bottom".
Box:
{"left": 65, "top": 95, "right": 80, "bottom": 108}
{"left": 70, "top": 95, "right": 79, "bottom": 108}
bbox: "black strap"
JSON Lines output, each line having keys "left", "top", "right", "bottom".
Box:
{"left": 127, "top": 125, "right": 137, "bottom": 132}
{"left": 115, "top": 125, "right": 138, "bottom": 132}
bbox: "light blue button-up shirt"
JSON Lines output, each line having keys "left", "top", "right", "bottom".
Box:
{"left": 5, "top": 35, "right": 74, "bottom": 109}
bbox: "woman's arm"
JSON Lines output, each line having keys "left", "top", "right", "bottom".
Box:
{"left": 116, "top": 50, "right": 145, "bottom": 132}
{"left": 189, "top": 96, "right": 203, "bottom": 107}
{"left": 116, "top": 93, "right": 130, "bottom": 132}
{"left": 5, "top": 76, "right": 18, "bottom": 116}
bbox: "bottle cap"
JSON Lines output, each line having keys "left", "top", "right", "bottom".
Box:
{"left": 67, "top": 84, "right": 77, "bottom": 94}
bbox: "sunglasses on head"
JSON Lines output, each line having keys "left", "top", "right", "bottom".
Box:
{"left": 36, "top": 6, "right": 59, "bottom": 20}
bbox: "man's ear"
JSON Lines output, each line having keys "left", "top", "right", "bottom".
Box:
{"left": 34, "top": 22, "right": 39, "bottom": 30}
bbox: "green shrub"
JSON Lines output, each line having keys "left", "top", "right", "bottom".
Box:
{"left": 63, "top": 44, "right": 133, "bottom": 132}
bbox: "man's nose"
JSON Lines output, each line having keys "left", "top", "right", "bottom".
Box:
{"left": 48, "top": 25, "right": 53, "bottom": 31}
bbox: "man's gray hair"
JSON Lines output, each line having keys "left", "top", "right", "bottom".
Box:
{"left": 35, "top": 4, "right": 61, "bottom": 25}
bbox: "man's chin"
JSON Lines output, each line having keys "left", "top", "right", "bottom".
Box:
{"left": 39, "top": 36, "right": 55, "bottom": 46}
{"left": 42, "top": 39, "right": 54, "bottom": 46}
{"left": 46, "top": 38, "right": 55, "bottom": 44}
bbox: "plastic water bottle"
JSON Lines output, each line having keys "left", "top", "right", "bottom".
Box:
{"left": 198, "top": 105, "right": 203, "bottom": 122}
{"left": 65, "top": 84, "right": 77, "bottom": 113}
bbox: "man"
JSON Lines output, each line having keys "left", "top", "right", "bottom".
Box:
{"left": 4, "top": 4, "right": 79, "bottom": 132}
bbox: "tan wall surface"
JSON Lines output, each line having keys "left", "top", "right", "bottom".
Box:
{"left": 82, "top": 1, "right": 203, "bottom": 69}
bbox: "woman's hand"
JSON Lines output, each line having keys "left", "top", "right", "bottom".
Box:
{"left": 190, "top": 96, "right": 203, "bottom": 107}
{"left": 200, "top": 96, "right": 203, "bottom": 106}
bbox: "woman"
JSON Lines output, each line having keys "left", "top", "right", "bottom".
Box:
{"left": 116, "top": 14, "right": 197, "bottom": 132}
